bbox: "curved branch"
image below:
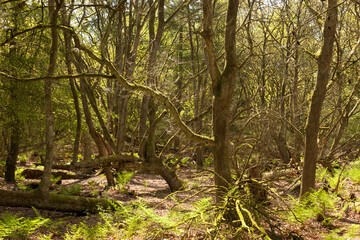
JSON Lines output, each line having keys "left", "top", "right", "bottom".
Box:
{"left": 0, "top": 72, "right": 115, "bottom": 82}
{"left": 73, "top": 37, "right": 214, "bottom": 146}
{"left": 1, "top": 24, "right": 74, "bottom": 47}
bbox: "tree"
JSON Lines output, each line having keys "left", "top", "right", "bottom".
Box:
{"left": 201, "top": 0, "right": 240, "bottom": 197}
{"left": 36, "top": 0, "right": 59, "bottom": 199}
{"left": 300, "top": 0, "right": 338, "bottom": 196}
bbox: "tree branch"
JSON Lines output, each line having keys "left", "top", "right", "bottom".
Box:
{"left": 0, "top": 72, "right": 115, "bottom": 82}
{"left": 73, "top": 36, "right": 214, "bottom": 146}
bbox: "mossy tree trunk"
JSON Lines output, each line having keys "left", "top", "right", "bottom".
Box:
{"left": 300, "top": 0, "right": 338, "bottom": 197}
{"left": 37, "top": 0, "right": 59, "bottom": 199}
{"left": 0, "top": 190, "right": 119, "bottom": 214}
{"left": 61, "top": 3, "right": 82, "bottom": 165}
{"left": 138, "top": 0, "right": 183, "bottom": 191}
{"left": 146, "top": 98, "right": 183, "bottom": 192}
{"left": 5, "top": 120, "right": 20, "bottom": 183}
{"left": 201, "top": 0, "right": 240, "bottom": 200}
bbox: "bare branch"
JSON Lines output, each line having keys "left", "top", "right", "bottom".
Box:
{"left": 0, "top": 72, "right": 114, "bottom": 82}
{"left": 73, "top": 36, "right": 214, "bottom": 146}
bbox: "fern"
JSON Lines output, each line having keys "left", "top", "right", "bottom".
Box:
{"left": 323, "top": 224, "right": 360, "bottom": 239}
{"left": 284, "top": 189, "right": 341, "bottom": 224}
{"left": 115, "top": 171, "right": 134, "bottom": 191}
{"left": 0, "top": 212, "right": 50, "bottom": 239}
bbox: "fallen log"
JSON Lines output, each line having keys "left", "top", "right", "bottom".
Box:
{"left": 34, "top": 163, "right": 79, "bottom": 171}
{"left": 0, "top": 190, "right": 120, "bottom": 213}
{"left": 21, "top": 169, "right": 90, "bottom": 180}
{"left": 50, "top": 164, "right": 77, "bottom": 171}
{"left": 74, "top": 153, "right": 143, "bottom": 169}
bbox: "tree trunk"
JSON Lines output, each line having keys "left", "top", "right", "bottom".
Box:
{"left": 116, "top": 91, "right": 129, "bottom": 153}
{"left": 5, "top": 122, "right": 20, "bottom": 183}
{"left": 81, "top": 131, "right": 94, "bottom": 174}
{"left": 291, "top": 1, "right": 303, "bottom": 161}
{"left": 5, "top": 69, "right": 20, "bottom": 183}
{"left": 37, "top": 0, "right": 58, "bottom": 199}
{"left": 62, "top": 6, "right": 82, "bottom": 165}
{"left": 72, "top": 50, "right": 116, "bottom": 187}
{"left": 146, "top": 98, "right": 183, "bottom": 191}
{"left": 0, "top": 190, "right": 119, "bottom": 214}
{"left": 201, "top": 0, "right": 239, "bottom": 200}
{"left": 188, "top": 7, "right": 205, "bottom": 169}
{"left": 4, "top": 16, "right": 21, "bottom": 183}
{"left": 300, "top": 0, "right": 338, "bottom": 197}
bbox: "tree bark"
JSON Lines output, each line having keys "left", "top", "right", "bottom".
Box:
{"left": 300, "top": 0, "right": 338, "bottom": 197}
{"left": 61, "top": 4, "right": 82, "bottom": 165}
{"left": 4, "top": 17, "right": 21, "bottom": 183}
{"left": 0, "top": 190, "right": 119, "bottom": 214}
{"left": 71, "top": 48, "right": 116, "bottom": 187}
{"left": 21, "top": 169, "right": 88, "bottom": 180}
{"left": 5, "top": 71, "right": 20, "bottom": 183}
{"left": 116, "top": 91, "right": 129, "bottom": 153}
{"left": 187, "top": 6, "right": 205, "bottom": 169}
{"left": 37, "top": 0, "right": 59, "bottom": 199}
{"left": 291, "top": 1, "right": 303, "bottom": 161}
{"left": 201, "top": 0, "right": 239, "bottom": 200}
{"left": 5, "top": 121, "right": 20, "bottom": 183}
{"left": 145, "top": 98, "right": 183, "bottom": 191}
{"left": 136, "top": 0, "right": 183, "bottom": 191}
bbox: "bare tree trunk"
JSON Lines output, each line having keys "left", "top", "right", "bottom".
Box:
{"left": 202, "top": 0, "right": 239, "bottom": 200}
{"left": 187, "top": 6, "right": 204, "bottom": 169}
{"left": 116, "top": 92, "right": 129, "bottom": 152}
{"left": 37, "top": 0, "right": 59, "bottom": 199}
{"left": 139, "top": 96, "right": 150, "bottom": 157}
{"left": 139, "top": 0, "right": 183, "bottom": 191}
{"left": 5, "top": 121, "right": 20, "bottom": 183}
{"left": 72, "top": 51, "right": 115, "bottom": 187}
{"left": 61, "top": 4, "right": 81, "bottom": 165}
{"left": 81, "top": 131, "right": 93, "bottom": 174}
{"left": 5, "top": 54, "right": 20, "bottom": 183}
{"left": 300, "top": 0, "right": 338, "bottom": 197}
{"left": 146, "top": 98, "right": 183, "bottom": 191}
{"left": 4, "top": 17, "right": 21, "bottom": 183}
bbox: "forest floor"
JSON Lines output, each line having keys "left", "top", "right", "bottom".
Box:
{"left": 1, "top": 164, "right": 360, "bottom": 239}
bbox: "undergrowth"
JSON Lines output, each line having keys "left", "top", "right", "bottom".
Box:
{"left": 0, "top": 184, "right": 274, "bottom": 239}
{"left": 3, "top": 161, "right": 360, "bottom": 239}
{"left": 0, "top": 208, "right": 50, "bottom": 239}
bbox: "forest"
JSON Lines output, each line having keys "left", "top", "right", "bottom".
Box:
{"left": 0, "top": 0, "right": 360, "bottom": 239}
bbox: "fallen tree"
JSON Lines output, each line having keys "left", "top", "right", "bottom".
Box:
{"left": 30, "top": 153, "right": 143, "bottom": 174}
{"left": 21, "top": 169, "right": 89, "bottom": 180}
{"left": 0, "top": 190, "right": 120, "bottom": 213}
{"left": 73, "top": 153, "right": 143, "bottom": 170}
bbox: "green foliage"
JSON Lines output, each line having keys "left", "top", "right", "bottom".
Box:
{"left": 18, "top": 154, "right": 27, "bottom": 165}
{"left": 0, "top": 161, "right": 5, "bottom": 177}
{"left": 115, "top": 171, "right": 134, "bottom": 191}
{"left": 120, "top": 201, "right": 175, "bottom": 239}
{"left": 204, "top": 157, "right": 213, "bottom": 167}
{"left": 284, "top": 189, "right": 343, "bottom": 225}
{"left": 51, "top": 175, "right": 62, "bottom": 184}
{"left": 60, "top": 184, "right": 82, "bottom": 196}
{"left": 15, "top": 168, "right": 25, "bottom": 180}
{"left": 0, "top": 212, "right": 50, "bottom": 239}
{"left": 323, "top": 224, "right": 360, "bottom": 239}
{"left": 64, "top": 220, "right": 117, "bottom": 240}
{"left": 165, "top": 185, "right": 272, "bottom": 239}
{"left": 63, "top": 201, "right": 175, "bottom": 239}
{"left": 344, "top": 159, "right": 360, "bottom": 184}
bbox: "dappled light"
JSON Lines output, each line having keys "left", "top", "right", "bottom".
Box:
{"left": 1, "top": 0, "right": 360, "bottom": 239}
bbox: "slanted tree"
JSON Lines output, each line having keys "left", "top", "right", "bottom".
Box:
{"left": 300, "top": 0, "right": 338, "bottom": 196}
